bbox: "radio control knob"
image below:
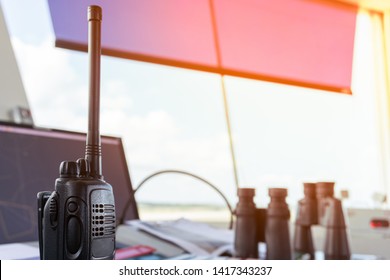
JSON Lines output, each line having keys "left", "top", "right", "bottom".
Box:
{"left": 77, "top": 158, "right": 89, "bottom": 177}
{"left": 59, "top": 161, "right": 78, "bottom": 177}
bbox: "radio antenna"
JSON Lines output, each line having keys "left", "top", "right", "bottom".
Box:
{"left": 85, "top": 5, "right": 102, "bottom": 178}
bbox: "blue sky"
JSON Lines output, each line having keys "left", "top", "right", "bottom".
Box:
{"left": 1, "top": 0, "right": 387, "bottom": 209}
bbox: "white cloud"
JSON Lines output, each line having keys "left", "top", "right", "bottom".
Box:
{"left": 11, "top": 37, "right": 87, "bottom": 130}
{"left": 101, "top": 107, "right": 232, "bottom": 171}
{"left": 101, "top": 79, "right": 133, "bottom": 113}
{"left": 11, "top": 38, "right": 75, "bottom": 99}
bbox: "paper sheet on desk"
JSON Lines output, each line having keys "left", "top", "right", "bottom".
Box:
{"left": 125, "top": 218, "right": 234, "bottom": 257}
{"left": 0, "top": 243, "right": 40, "bottom": 260}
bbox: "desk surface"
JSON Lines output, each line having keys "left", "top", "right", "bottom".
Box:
{"left": 0, "top": 242, "right": 39, "bottom": 260}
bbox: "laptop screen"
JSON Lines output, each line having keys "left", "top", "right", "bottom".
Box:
{"left": 0, "top": 121, "right": 138, "bottom": 244}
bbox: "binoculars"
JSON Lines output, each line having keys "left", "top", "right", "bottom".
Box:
{"left": 234, "top": 182, "right": 350, "bottom": 260}
{"left": 234, "top": 187, "right": 291, "bottom": 259}
{"left": 294, "top": 182, "right": 350, "bottom": 260}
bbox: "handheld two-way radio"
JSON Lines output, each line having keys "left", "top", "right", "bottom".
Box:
{"left": 37, "top": 6, "right": 116, "bottom": 260}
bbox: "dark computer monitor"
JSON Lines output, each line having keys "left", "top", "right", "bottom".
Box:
{"left": 0, "top": 121, "right": 138, "bottom": 244}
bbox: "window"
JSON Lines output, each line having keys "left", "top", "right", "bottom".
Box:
{"left": 2, "top": 1, "right": 388, "bottom": 219}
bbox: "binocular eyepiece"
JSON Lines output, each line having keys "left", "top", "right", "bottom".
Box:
{"left": 265, "top": 188, "right": 291, "bottom": 260}
{"left": 234, "top": 188, "right": 259, "bottom": 259}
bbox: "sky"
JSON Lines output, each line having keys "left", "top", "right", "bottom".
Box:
{"left": 0, "top": 0, "right": 388, "bottom": 210}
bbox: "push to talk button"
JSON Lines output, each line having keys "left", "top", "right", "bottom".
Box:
{"left": 67, "top": 216, "right": 82, "bottom": 254}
